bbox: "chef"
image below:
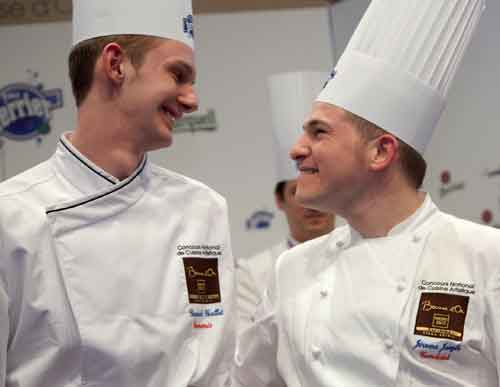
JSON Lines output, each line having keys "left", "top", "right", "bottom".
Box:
{"left": 237, "top": 72, "right": 335, "bottom": 334}
{"left": 0, "top": 1, "right": 234, "bottom": 386}
{"left": 233, "top": 0, "right": 500, "bottom": 386}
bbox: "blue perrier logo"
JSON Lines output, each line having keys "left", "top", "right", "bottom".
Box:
{"left": 0, "top": 82, "right": 63, "bottom": 140}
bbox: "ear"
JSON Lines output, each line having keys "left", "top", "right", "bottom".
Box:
{"left": 368, "top": 134, "right": 399, "bottom": 172}
{"left": 275, "top": 191, "right": 285, "bottom": 211}
{"left": 101, "top": 42, "right": 127, "bottom": 84}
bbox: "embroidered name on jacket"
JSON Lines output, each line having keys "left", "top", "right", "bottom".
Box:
{"left": 412, "top": 339, "right": 461, "bottom": 361}
{"left": 182, "top": 257, "right": 221, "bottom": 304}
{"left": 414, "top": 292, "right": 469, "bottom": 341}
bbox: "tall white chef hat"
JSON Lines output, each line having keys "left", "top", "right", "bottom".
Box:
{"left": 268, "top": 71, "right": 327, "bottom": 182}
{"left": 72, "top": 0, "right": 194, "bottom": 48}
{"left": 317, "top": 0, "right": 485, "bottom": 154}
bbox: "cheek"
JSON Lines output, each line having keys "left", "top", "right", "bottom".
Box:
{"left": 316, "top": 159, "right": 336, "bottom": 183}
{"left": 296, "top": 174, "right": 319, "bottom": 191}
{"left": 291, "top": 203, "right": 307, "bottom": 217}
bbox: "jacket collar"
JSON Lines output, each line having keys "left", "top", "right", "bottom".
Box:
{"left": 52, "top": 133, "right": 121, "bottom": 196}
{"left": 47, "top": 132, "right": 150, "bottom": 221}
{"left": 345, "top": 193, "right": 438, "bottom": 246}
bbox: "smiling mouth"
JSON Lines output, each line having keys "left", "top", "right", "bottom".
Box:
{"left": 304, "top": 209, "right": 325, "bottom": 217}
{"left": 161, "top": 105, "right": 181, "bottom": 125}
{"left": 299, "top": 167, "right": 319, "bottom": 174}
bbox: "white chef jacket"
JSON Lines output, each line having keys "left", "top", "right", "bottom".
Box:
{"left": 234, "top": 195, "right": 500, "bottom": 386}
{"left": 237, "top": 239, "right": 296, "bottom": 333}
{"left": 0, "top": 134, "right": 235, "bottom": 387}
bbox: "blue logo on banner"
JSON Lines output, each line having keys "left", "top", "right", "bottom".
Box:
{"left": 0, "top": 82, "right": 63, "bottom": 141}
{"left": 183, "top": 14, "right": 194, "bottom": 38}
{"left": 246, "top": 210, "right": 274, "bottom": 230}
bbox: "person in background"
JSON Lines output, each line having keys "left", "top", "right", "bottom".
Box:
{"left": 234, "top": 1, "right": 500, "bottom": 386}
{"left": 237, "top": 72, "right": 335, "bottom": 333}
{"left": 0, "top": 1, "right": 234, "bottom": 386}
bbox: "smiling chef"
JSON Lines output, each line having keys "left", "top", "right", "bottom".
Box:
{"left": 0, "top": 1, "right": 235, "bottom": 386}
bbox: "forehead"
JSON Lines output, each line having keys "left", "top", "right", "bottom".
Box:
{"left": 305, "top": 102, "right": 351, "bottom": 128}
{"left": 146, "top": 38, "right": 195, "bottom": 67}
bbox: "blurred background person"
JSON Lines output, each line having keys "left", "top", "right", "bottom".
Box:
{"left": 237, "top": 72, "right": 336, "bottom": 332}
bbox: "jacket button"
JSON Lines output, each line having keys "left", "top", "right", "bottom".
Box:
{"left": 384, "top": 339, "right": 394, "bottom": 350}
{"left": 336, "top": 240, "right": 345, "bottom": 248}
{"left": 412, "top": 235, "right": 421, "bottom": 243}
{"left": 396, "top": 280, "right": 406, "bottom": 292}
{"left": 320, "top": 289, "right": 328, "bottom": 298}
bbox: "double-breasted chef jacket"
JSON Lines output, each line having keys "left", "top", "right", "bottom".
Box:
{"left": 0, "top": 134, "right": 235, "bottom": 387}
{"left": 234, "top": 195, "right": 500, "bottom": 386}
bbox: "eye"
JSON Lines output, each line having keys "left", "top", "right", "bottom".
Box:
{"left": 167, "top": 62, "right": 195, "bottom": 86}
{"left": 171, "top": 68, "right": 186, "bottom": 84}
{"left": 313, "top": 127, "right": 327, "bottom": 137}
{"left": 304, "top": 120, "right": 329, "bottom": 138}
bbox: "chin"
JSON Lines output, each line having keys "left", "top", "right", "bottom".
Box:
{"left": 155, "top": 129, "right": 174, "bottom": 147}
{"left": 300, "top": 196, "right": 332, "bottom": 215}
{"left": 144, "top": 137, "right": 172, "bottom": 152}
{"left": 296, "top": 190, "right": 319, "bottom": 207}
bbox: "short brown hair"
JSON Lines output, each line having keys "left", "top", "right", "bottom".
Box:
{"left": 346, "top": 111, "right": 427, "bottom": 189}
{"left": 68, "top": 35, "right": 162, "bottom": 106}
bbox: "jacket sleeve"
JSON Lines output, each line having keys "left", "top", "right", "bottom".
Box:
{"left": 236, "top": 258, "right": 262, "bottom": 333}
{"left": 232, "top": 275, "right": 286, "bottom": 387}
{"left": 199, "top": 201, "right": 236, "bottom": 387}
{"left": 485, "top": 266, "right": 500, "bottom": 386}
{"left": 0, "top": 285, "right": 7, "bottom": 387}
{"left": 0, "top": 229, "right": 8, "bottom": 387}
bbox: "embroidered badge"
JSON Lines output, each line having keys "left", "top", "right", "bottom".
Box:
{"left": 414, "top": 292, "right": 469, "bottom": 342}
{"left": 182, "top": 257, "right": 221, "bottom": 304}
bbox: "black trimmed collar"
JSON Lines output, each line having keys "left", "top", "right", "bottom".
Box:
{"left": 52, "top": 132, "right": 147, "bottom": 197}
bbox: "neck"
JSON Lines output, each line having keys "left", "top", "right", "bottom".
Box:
{"left": 344, "top": 176, "right": 425, "bottom": 238}
{"left": 290, "top": 228, "right": 329, "bottom": 244}
{"left": 70, "top": 99, "right": 145, "bottom": 181}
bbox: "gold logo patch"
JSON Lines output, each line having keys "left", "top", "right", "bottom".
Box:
{"left": 182, "top": 258, "right": 221, "bottom": 304}
{"left": 414, "top": 292, "right": 469, "bottom": 342}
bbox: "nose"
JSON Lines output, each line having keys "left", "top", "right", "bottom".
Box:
{"left": 178, "top": 84, "right": 199, "bottom": 114}
{"left": 290, "top": 133, "right": 310, "bottom": 162}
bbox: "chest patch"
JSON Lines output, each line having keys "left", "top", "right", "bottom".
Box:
{"left": 414, "top": 292, "right": 469, "bottom": 342}
{"left": 182, "top": 258, "right": 221, "bottom": 304}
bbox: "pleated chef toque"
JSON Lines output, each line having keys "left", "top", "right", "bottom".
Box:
{"left": 317, "top": 0, "right": 485, "bottom": 154}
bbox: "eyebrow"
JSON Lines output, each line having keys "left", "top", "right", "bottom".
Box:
{"left": 303, "top": 119, "right": 329, "bottom": 130}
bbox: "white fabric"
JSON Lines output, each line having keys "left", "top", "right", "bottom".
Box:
{"left": 236, "top": 240, "right": 288, "bottom": 333}
{"left": 0, "top": 134, "right": 234, "bottom": 387}
{"left": 268, "top": 72, "right": 327, "bottom": 182}
{"left": 235, "top": 240, "right": 290, "bottom": 387}
{"left": 72, "top": 0, "right": 194, "bottom": 48}
{"left": 317, "top": 0, "right": 485, "bottom": 153}
{"left": 234, "top": 195, "right": 500, "bottom": 386}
